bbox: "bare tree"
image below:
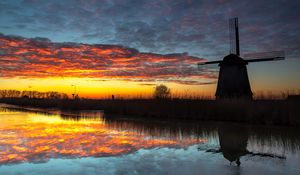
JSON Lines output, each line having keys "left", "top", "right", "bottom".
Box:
{"left": 153, "top": 84, "right": 171, "bottom": 99}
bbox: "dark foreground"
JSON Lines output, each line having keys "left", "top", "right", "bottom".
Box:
{"left": 1, "top": 98, "right": 299, "bottom": 126}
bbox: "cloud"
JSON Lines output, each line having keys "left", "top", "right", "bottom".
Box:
{"left": 2, "top": 0, "right": 299, "bottom": 59}
{"left": 0, "top": 34, "right": 215, "bottom": 85}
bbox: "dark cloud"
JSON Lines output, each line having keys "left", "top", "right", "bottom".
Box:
{"left": 1, "top": 0, "right": 299, "bottom": 59}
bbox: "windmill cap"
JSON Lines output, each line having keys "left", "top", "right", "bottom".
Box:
{"left": 221, "top": 54, "right": 247, "bottom": 65}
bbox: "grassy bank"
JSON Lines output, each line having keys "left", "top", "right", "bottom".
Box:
{"left": 0, "top": 98, "right": 299, "bottom": 126}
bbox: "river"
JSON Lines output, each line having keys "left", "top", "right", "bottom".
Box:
{"left": 0, "top": 104, "right": 299, "bottom": 175}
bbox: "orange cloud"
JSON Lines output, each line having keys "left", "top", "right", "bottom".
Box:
{"left": 0, "top": 34, "right": 216, "bottom": 85}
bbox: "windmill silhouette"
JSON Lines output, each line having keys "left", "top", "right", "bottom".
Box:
{"left": 198, "top": 18, "right": 285, "bottom": 99}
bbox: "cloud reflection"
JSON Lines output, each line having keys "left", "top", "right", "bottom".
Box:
{"left": 0, "top": 110, "right": 205, "bottom": 165}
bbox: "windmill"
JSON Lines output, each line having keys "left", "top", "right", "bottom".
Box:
{"left": 198, "top": 18, "right": 285, "bottom": 99}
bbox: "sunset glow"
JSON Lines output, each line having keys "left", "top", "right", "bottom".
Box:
{"left": 0, "top": 34, "right": 218, "bottom": 98}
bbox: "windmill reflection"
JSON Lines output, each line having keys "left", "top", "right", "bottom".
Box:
{"left": 218, "top": 125, "right": 248, "bottom": 166}
{"left": 208, "top": 124, "right": 286, "bottom": 166}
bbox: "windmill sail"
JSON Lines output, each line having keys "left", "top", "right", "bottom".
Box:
{"left": 198, "top": 51, "right": 285, "bottom": 65}
{"left": 245, "top": 57, "right": 284, "bottom": 63}
{"left": 229, "top": 18, "right": 240, "bottom": 55}
{"left": 243, "top": 51, "right": 285, "bottom": 62}
{"left": 198, "top": 60, "right": 222, "bottom": 65}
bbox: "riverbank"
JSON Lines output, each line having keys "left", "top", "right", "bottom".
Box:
{"left": 0, "top": 98, "right": 299, "bottom": 126}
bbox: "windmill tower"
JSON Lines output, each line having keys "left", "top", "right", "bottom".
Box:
{"left": 198, "top": 18, "right": 285, "bottom": 99}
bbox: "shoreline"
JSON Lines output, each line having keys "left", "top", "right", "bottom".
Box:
{"left": 0, "top": 98, "right": 299, "bottom": 126}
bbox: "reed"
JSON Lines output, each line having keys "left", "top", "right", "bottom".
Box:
{"left": 0, "top": 97, "right": 299, "bottom": 126}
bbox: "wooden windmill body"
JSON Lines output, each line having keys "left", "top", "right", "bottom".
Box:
{"left": 216, "top": 54, "right": 252, "bottom": 99}
{"left": 199, "top": 18, "right": 284, "bottom": 99}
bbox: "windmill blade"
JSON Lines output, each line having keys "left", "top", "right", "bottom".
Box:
{"left": 197, "top": 60, "right": 220, "bottom": 72}
{"left": 229, "top": 17, "right": 240, "bottom": 55}
{"left": 245, "top": 56, "right": 284, "bottom": 63}
{"left": 243, "top": 51, "right": 285, "bottom": 63}
{"left": 229, "top": 18, "right": 236, "bottom": 54}
{"left": 198, "top": 60, "right": 222, "bottom": 66}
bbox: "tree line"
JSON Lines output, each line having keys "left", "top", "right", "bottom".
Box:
{"left": 0, "top": 89, "right": 69, "bottom": 99}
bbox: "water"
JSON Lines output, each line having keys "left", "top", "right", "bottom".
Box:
{"left": 0, "top": 104, "right": 299, "bottom": 175}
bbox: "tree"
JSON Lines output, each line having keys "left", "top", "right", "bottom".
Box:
{"left": 153, "top": 84, "right": 171, "bottom": 99}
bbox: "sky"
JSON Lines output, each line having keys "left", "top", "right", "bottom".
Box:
{"left": 0, "top": 0, "right": 299, "bottom": 98}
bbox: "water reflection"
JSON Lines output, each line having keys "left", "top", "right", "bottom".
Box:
{"left": 0, "top": 104, "right": 104, "bottom": 121}
{"left": 0, "top": 106, "right": 203, "bottom": 165}
{"left": 0, "top": 104, "right": 300, "bottom": 173}
{"left": 103, "top": 116, "right": 299, "bottom": 165}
